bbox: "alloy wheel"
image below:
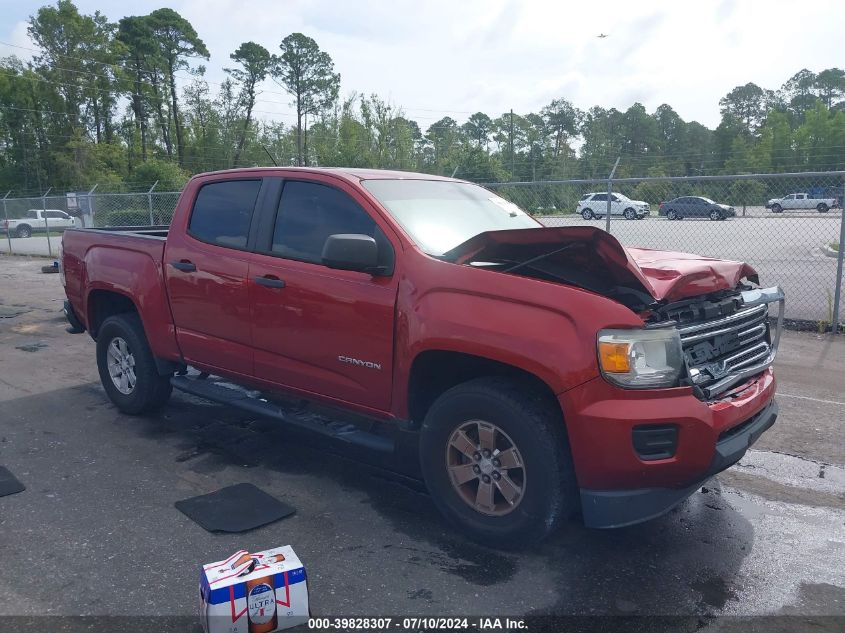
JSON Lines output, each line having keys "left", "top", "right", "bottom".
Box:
{"left": 107, "top": 336, "right": 137, "bottom": 395}
{"left": 445, "top": 420, "right": 526, "bottom": 516}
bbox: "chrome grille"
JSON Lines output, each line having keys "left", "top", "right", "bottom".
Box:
{"left": 678, "top": 287, "right": 785, "bottom": 399}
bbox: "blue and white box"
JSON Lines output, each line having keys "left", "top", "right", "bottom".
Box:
{"left": 200, "top": 546, "right": 309, "bottom": 633}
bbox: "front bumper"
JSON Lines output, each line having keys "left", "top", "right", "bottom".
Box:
{"left": 579, "top": 399, "right": 777, "bottom": 528}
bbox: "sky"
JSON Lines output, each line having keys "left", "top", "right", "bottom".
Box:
{"left": 0, "top": 0, "right": 842, "bottom": 130}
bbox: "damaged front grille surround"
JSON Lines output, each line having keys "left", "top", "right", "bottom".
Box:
{"left": 675, "top": 287, "right": 785, "bottom": 400}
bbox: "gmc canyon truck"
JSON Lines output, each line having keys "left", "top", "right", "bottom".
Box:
{"left": 61, "top": 168, "right": 783, "bottom": 546}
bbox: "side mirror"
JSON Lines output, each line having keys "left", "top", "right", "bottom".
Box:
{"left": 322, "top": 234, "right": 380, "bottom": 274}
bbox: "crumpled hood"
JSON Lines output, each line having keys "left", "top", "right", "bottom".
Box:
{"left": 444, "top": 226, "right": 758, "bottom": 302}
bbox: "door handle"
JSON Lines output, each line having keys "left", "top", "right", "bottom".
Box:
{"left": 170, "top": 260, "right": 197, "bottom": 272}
{"left": 255, "top": 275, "right": 286, "bottom": 289}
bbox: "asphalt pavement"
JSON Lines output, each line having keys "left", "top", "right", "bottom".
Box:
{"left": 0, "top": 255, "right": 843, "bottom": 632}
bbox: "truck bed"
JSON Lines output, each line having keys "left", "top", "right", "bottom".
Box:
{"left": 61, "top": 226, "right": 172, "bottom": 337}
{"left": 78, "top": 225, "right": 170, "bottom": 238}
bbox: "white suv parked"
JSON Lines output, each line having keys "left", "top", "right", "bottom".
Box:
{"left": 577, "top": 193, "right": 650, "bottom": 220}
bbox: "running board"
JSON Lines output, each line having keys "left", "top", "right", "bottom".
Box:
{"left": 170, "top": 374, "right": 394, "bottom": 453}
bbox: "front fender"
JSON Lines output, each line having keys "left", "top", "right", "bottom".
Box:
{"left": 391, "top": 272, "right": 643, "bottom": 418}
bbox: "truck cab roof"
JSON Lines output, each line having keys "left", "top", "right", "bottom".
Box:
{"left": 191, "top": 166, "right": 461, "bottom": 184}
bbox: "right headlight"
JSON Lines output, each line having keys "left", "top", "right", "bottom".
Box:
{"left": 597, "top": 328, "right": 684, "bottom": 389}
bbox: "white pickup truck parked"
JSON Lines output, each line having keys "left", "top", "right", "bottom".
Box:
{"left": 2, "top": 209, "right": 75, "bottom": 238}
{"left": 766, "top": 193, "right": 840, "bottom": 213}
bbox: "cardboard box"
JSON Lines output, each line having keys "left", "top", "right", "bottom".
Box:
{"left": 200, "top": 546, "right": 309, "bottom": 633}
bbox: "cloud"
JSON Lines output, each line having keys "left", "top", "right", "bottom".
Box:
{"left": 0, "top": 0, "right": 841, "bottom": 130}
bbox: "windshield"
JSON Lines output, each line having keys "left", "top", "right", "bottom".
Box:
{"left": 362, "top": 179, "right": 539, "bottom": 256}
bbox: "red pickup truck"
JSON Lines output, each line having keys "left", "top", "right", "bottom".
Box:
{"left": 61, "top": 168, "right": 783, "bottom": 546}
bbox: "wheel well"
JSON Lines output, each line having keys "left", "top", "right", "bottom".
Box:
{"left": 407, "top": 350, "right": 559, "bottom": 427}
{"left": 87, "top": 290, "right": 138, "bottom": 338}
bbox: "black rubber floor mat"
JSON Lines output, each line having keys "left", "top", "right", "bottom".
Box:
{"left": 175, "top": 483, "right": 295, "bottom": 532}
{"left": 0, "top": 466, "right": 25, "bottom": 497}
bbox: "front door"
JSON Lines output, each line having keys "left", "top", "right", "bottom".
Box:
{"left": 164, "top": 177, "right": 264, "bottom": 376}
{"left": 248, "top": 177, "right": 398, "bottom": 412}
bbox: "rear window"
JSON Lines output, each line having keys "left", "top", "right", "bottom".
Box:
{"left": 188, "top": 180, "right": 261, "bottom": 249}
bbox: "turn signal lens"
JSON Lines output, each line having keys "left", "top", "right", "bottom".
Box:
{"left": 599, "top": 342, "right": 631, "bottom": 373}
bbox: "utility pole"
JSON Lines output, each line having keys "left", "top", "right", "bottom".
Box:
{"left": 509, "top": 109, "right": 515, "bottom": 182}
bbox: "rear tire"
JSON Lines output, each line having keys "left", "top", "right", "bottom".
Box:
{"left": 96, "top": 313, "right": 172, "bottom": 415}
{"left": 419, "top": 377, "right": 578, "bottom": 548}
{"left": 15, "top": 225, "right": 32, "bottom": 238}
{"left": 667, "top": 209, "right": 678, "bottom": 220}
{"left": 581, "top": 209, "right": 594, "bottom": 220}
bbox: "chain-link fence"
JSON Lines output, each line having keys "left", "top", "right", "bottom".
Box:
{"left": 489, "top": 171, "right": 845, "bottom": 330}
{"left": 0, "top": 190, "right": 181, "bottom": 258}
{"left": 1, "top": 171, "right": 843, "bottom": 329}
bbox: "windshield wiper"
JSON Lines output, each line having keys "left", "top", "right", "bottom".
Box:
{"left": 502, "top": 243, "right": 578, "bottom": 273}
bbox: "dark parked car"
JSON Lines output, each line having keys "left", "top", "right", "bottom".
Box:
{"left": 659, "top": 196, "right": 736, "bottom": 221}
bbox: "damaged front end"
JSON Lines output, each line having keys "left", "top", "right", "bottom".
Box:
{"left": 444, "top": 226, "right": 784, "bottom": 400}
{"left": 649, "top": 287, "right": 785, "bottom": 400}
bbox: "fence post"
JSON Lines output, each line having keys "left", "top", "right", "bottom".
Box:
{"left": 605, "top": 157, "right": 621, "bottom": 234}
{"left": 148, "top": 180, "right": 158, "bottom": 225}
{"left": 84, "top": 184, "right": 98, "bottom": 228}
{"left": 41, "top": 187, "right": 53, "bottom": 257}
{"left": 832, "top": 204, "right": 845, "bottom": 334}
{"left": 2, "top": 191, "right": 11, "bottom": 254}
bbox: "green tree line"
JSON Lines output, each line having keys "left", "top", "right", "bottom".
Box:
{"left": 2, "top": 0, "right": 845, "bottom": 193}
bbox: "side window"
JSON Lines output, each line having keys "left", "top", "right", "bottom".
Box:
{"left": 44, "top": 211, "right": 66, "bottom": 219}
{"left": 25, "top": 210, "right": 38, "bottom": 219}
{"left": 188, "top": 180, "right": 261, "bottom": 249}
{"left": 610, "top": 195, "right": 621, "bottom": 202}
{"left": 592, "top": 193, "right": 607, "bottom": 202}
{"left": 785, "top": 194, "right": 795, "bottom": 200}
{"left": 272, "top": 180, "right": 392, "bottom": 269}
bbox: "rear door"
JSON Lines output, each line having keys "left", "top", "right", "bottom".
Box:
{"left": 164, "top": 177, "right": 266, "bottom": 376}
{"left": 43, "top": 210, "right": 73, "bottom": 229}
{"left": 681, "top": 196, "right": 708, "bottom": 218}
{"left": 797, "top": 194, "right": 811, "bottom": 209}
{"left": 247, "top": 176, "right": 398, "bottom": 412}
{"left": 590, "top": 193, "right": 608, "bottom": 215}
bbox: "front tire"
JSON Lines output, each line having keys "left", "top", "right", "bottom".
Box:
{"left": 96, "top": 313, "right": 172, "bottom": 415}
{"left": 419, "top": 377, "right": 578, "bottom": 548}
{"left": 624, "top": 208, "right": 637, "bottom": 220}
{"left": 15, "top": 225, "right": 32, "bottom": 238}
{"left": 771, "top": 204, "right": 782, "bottom": 213}
{"left": 817, "top": 203, "right": 829, "bottom": 213}
{"left": 709, "top": 209, "right": 722, "bottom": 221}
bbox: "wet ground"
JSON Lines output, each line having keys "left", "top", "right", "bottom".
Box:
{"left": 1, "top": 255, "right": 843, "bottom": 631}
